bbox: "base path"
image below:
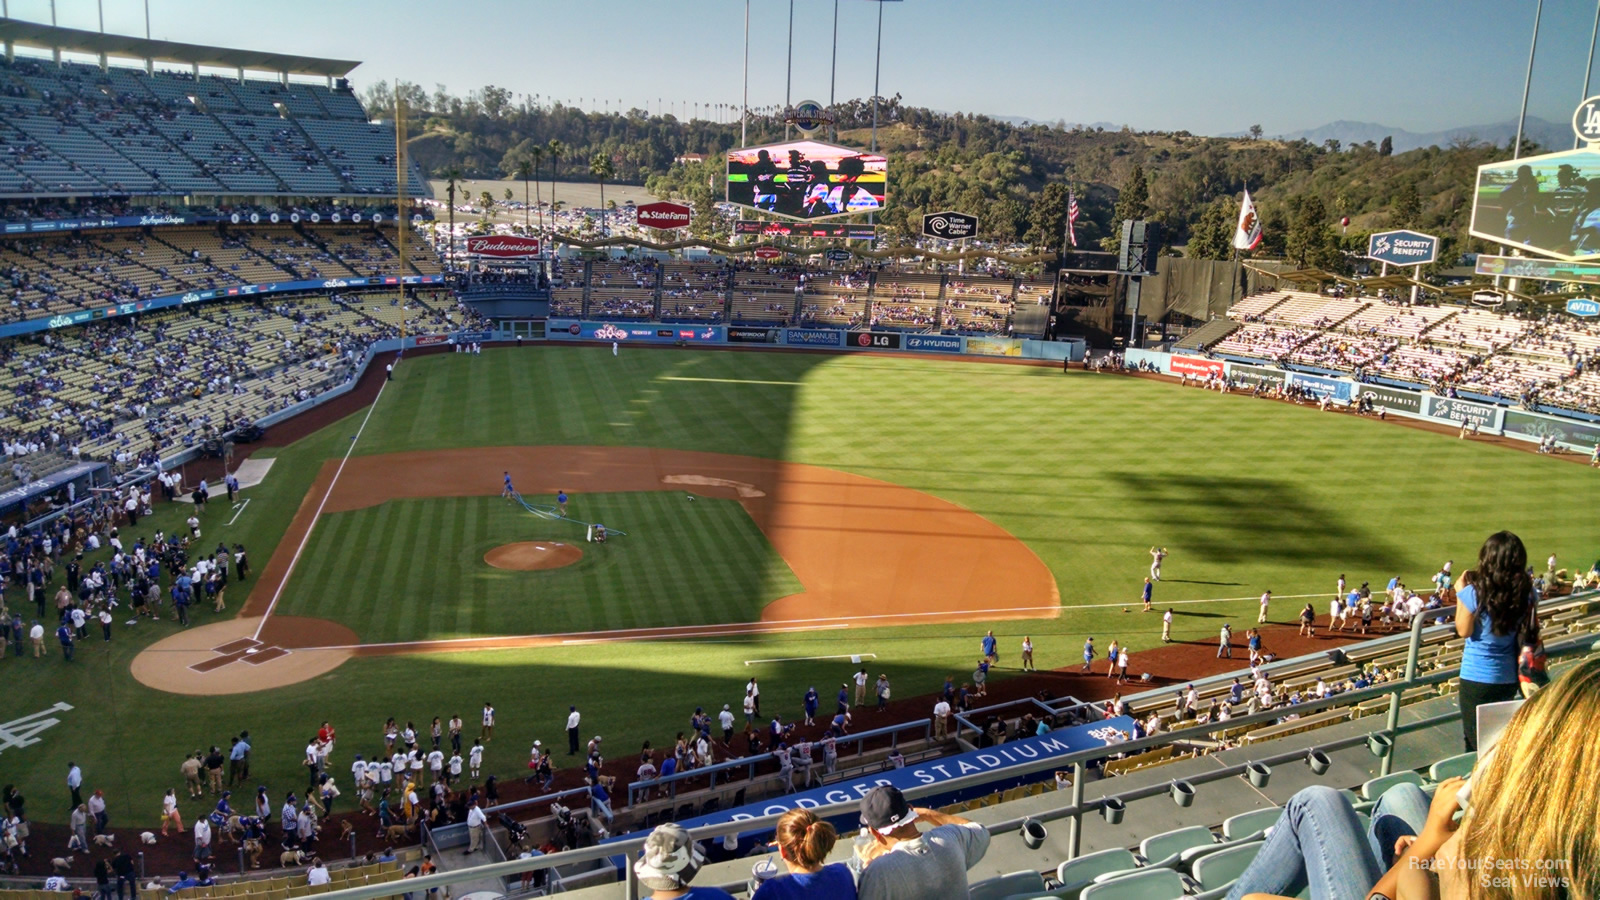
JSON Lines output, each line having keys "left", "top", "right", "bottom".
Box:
{"left": 133, "top": 446, "right": 1057, "bottom": 693}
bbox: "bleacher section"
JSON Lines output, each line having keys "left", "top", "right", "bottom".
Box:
{"left": 946, "top": 275, "right": 1016, "bottom": 334}
{"left": 798, "top": 272, "right": 869, "bottom": 327}
{"left": 659, "top": 262, "right": 728, "bottom": 321}
{"left": 0, "top": 57, "right": 427, "bottom": 198}
{"left": 871, "top": 270, "right": 942, "bottom": 330}
{"left": 589, "top": 260, "right": 658, "bottom": 320}
{"left": 730, "top": 267, "right": 800, "bottom": 324}
{"left": 1217, "top": 289, "right": 1600, "bottom": 413}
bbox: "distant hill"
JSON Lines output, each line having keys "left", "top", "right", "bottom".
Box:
{"left": 1223, "top": 116, "right": 1571, "bottom": 153}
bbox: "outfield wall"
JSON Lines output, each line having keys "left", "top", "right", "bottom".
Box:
{"left": 1142, "top": 350, "right": 1600, "bottom": 452}
{"left": 543, "top": 318, "right": 1086, "bottom": 361}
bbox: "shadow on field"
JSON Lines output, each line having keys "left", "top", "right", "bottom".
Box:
{"left": 1109, "top": 472, "right": 1405, "bottom": 570}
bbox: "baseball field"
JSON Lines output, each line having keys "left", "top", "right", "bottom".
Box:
{"left": 3, "top": 344, "right": 1596, "bottom": 829}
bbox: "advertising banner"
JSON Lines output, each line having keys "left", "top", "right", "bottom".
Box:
{"left": 454, "top": 330, "right": 496, "bottom": 343}
{"left": 846, "top": 330, "right": 902, "bottom": 350}
{"left": 549, "top": 322, "right": 723, "bottom": 344}
{"left": 783, "top": 327, "right": 845, "bottom": 347}
{"left": 1170, "top": 355, "right": 1225, "bottom": 377}
{"left": 726, "top": 326, "right": 776, "bottom": 344}
{"left": 464, "top": 235, "right": 541, "bottom": 258}
{"left": 413, "top": 335, "right": 450, "bottom": 347}
{"left": 1425, "top": 395, "right": 1501, "bottom": 428}
{"left": 904, "top": 334, "right": 962, "bottom": 353}
{"left": 1474, "top": 255, "right": 1600, "bottom": 285}
{"left": 654, "top": 717, "right": 1136, "bottom": 834}
{"left": 1288, "top": 372, "right": 1353, "bottom": 402}
{"left": 736, "top": 221, "right": 878, "bottom": 239}
{"left": 1227, "top": 362, "right": 1286, "bottom": 387}
{"left": 1366, "top": 229, "right": 1439, "bottom": 267}
{"left": 1355, "top": 383, "right": 1422, "bottom": 414}
{"left": 635, "top": 202, "right": 691, "bottom": 230}
{"left": 964, "top": 336, "right": 1021, "bottom": 357}
{"left": 1502, "top": 409, "right": 1600, "bottom": 450}
{"left": 922, "top": 212, "right": 979, "bottom": 240}
{"left": 1567, "top": 297, "right": 1600, "bottom": 317}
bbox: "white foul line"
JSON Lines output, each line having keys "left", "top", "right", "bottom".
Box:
{"left": 225, "top": 497, "right": 251, "bottom": 527}
{"left": 744, "top": 652, "right": 877, "bottom": 666}
{"left": 250, "top": 371, "right": 391, "bottom": 642}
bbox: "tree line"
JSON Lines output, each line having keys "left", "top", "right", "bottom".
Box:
{"left": 366, "top": 79, "right": 1534, "bottom": 270}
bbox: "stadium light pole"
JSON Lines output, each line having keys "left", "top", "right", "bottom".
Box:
{"left": 1513, "top": 0, "right": 1543, "bottom": 160}
{"left": 872, "top": 0, "right": 883, "bottom": 153}
{"left": 785, "top": 0, "right": 794, "bottom": 139}
{"left": 144, "top": 0, "right": 151, "bottom": 39}
{"left": 742, "top": 0, "right": 750, "bottom": 146}
{"left": 1581, "top": 1, "right": 1600, "bottom": 149}
{"left": 830, "top": 0, "right": 839, "bottom": 141}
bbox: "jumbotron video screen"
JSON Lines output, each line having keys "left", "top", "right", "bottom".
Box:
{"left": 725, "top": 140, "right": 887, "bottom": 221}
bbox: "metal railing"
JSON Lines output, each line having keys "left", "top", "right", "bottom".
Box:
{"left": 295, "top": 613, "right": 1599, "bottom": 900}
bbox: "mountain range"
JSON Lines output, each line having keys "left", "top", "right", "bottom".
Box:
{"left": 1228, "top": 116, "right": 1571, "bottom": 153}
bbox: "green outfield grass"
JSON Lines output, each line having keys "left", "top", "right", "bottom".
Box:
{"left": 276, "top": 494, "right": 800, "bottom": 641}
{"left": 2, "top": 344, "right": 1596, "bottom": 828}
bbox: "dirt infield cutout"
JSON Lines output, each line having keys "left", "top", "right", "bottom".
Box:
{"left": 132, "top": 446, "right": 1058, "bottom": 694}
{"left": 485, "top": 541, "right": 583, "bottom": 570}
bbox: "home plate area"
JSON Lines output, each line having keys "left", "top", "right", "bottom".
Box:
{"left": 187, "top": 636, "right": 291, "bottom": 672}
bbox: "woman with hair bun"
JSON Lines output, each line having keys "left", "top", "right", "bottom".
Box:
{"left": 751, "top": 808, "right": 857, "bottom": 899}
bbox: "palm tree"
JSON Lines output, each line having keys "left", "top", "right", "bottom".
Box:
{"left": 442, "top": 165, "right": 464, "bottom": 271}
{"left": 513, "top": 157, "right": 534, "bottom": 233}
{"left": 589, "top": 153, "right": 615, "bottom": 235}
{"left": 546, "top": 139, "right": 565, "bottom": 235}
{"left": 526, "top": 145, "right": 545, "bottom": 231}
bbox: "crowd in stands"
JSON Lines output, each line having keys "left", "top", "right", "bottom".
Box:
{"left": 1208, "top": 289, "right": 1600, "bottom": 414}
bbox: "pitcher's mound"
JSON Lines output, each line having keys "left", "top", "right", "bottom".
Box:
{"left": 485, "top": 541, "right": 583, "bottom": 571}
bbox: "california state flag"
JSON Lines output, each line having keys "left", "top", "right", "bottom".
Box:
{"left": 1233, "top": 189, "right": 1263, "bottom": 251}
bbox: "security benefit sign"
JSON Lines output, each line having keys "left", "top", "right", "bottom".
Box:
{"left": 1366, "top": 229, "right": 1439, "bottom": 267}
{"left": 922, "top": 212, "right": 979, "bottom": 240}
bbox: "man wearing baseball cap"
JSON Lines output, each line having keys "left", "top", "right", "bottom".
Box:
{"left": 855, "top": 785, "right": 989, "bottom": 900}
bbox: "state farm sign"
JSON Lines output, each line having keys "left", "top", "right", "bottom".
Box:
{"left": 464, "top": 235, "right": 541, "bottom": 258}
{"left": 636, "top": 202, "right": 691, "bottom": 230}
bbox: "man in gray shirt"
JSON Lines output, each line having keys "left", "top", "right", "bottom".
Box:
{"left": 855, "top": 785, "right": 990, "bottom": 900}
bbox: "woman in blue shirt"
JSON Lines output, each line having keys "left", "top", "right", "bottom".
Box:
{"left": 751, "top": 809, "right": 857, "bottom": 900}
{"left": 1454, "top": 530, "right": 1535, "bottom": 751}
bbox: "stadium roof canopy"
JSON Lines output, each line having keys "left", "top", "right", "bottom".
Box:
{"left": 0, "top": 17, "right": 361, "bottom": 78}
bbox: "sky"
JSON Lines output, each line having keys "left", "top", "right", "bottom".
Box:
{"left": 7, "top": 0, "right": 1600, "bottom": 135}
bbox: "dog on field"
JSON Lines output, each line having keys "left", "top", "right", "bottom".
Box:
{"left": 222, "top": 815, "right": 242, "bottom": 844}
{"left": 92, "top": 833, "right": 116, "bottom": 847}
{"left": 338, "top": 820, "right": 355, "bottom": 842}
{"left": 243, "top": 839, "right": 263, "bottom": 869}
{"left": 139, "top": 832, "right": 157, "bottom": 845}
{"left": 382, "top": 824, "right": 410, "bottom": 845}
{"left": 50, "top": 856, "right": 74, "bottom": 873}
{"left": 279, "top": 849, "right": 310, "bottom": 868}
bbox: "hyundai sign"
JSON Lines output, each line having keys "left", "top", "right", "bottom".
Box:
{"left": 1366, "top": 229, "right": 1439, "bottom": 267}
{"left": 1567, "top": 297, "right": 1600, "bottom": 318}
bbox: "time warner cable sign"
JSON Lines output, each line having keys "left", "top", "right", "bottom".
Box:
{"left": 1366, "top": 229, "right": 1439, "bottom": 267}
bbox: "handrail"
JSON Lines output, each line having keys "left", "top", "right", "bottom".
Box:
{"left": 301, "top": 627, "right": 1600, "bottom": 900}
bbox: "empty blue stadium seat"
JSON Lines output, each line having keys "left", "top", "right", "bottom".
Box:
{"left": 1222, "top": 806, "right": 1281, "bottom": 840}
{"left": 1360, "top": 771, "right": 1423, "bottom": 801}
{"left": 1428, "top": 752, "right": 1476, "bottom": 782}
{"left": 1054, "top": 847, "right": 1138, "bottom": 889}
{"left": 1079, "top": 867, "right": 1186, "bottom": 900}
{"left": 1189, "top": 840, "right": 1264, "bottom": 899}
{"left": 1138, "top": 825, "right": 1217, "bottom": 868}
{"left": 969, "top": 870, "right": 1046, "bottom": 900}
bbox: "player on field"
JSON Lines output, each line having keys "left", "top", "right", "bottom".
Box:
{"left": 502, "top": 471, "right": 514, "bottom": 500}
{"left": 1149, "top": 546, "right": 1166, "bottom": 581}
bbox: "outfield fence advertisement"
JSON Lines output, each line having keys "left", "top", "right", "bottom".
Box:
{"left": 548, "top": 320, "right": 725, "bottom": 343}
{"left": 904, "top": 334, "right": 964, "bottom": 353}
{"left": 783, "top": 327, "right": 846, "bottom": 347}
{"left": 1116, "top": 351, "right": 1594, "bottom": 450}
{"left": 965, "top": 336, "right": 1022, "bottom": 357}
{"left": 1170, "top": 355, "right": 1225, "bottom": 377}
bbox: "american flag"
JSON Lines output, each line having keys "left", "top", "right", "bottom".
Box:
{"left": 1066, "top": 189, "right": 1080, "bottom": 248}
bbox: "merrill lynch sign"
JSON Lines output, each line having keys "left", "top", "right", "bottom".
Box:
{"left": 1367, "top": 229, "right": 1439, "bottom": 266}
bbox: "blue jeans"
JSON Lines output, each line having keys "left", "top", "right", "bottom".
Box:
{"left": 1226, "top": 783, "right": 1431, "bottom": 900}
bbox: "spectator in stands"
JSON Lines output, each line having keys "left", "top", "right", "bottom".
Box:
{"left": 751, "top": 808, "right": 856, "bottom": 899}
{"left": 852, "top": 785, "right": 989, "bottom": 900}
{"left": 1226, "top": 655, "right": 1600, "bottom": 900}
{"left": 634, "top": 822, "right": 733, "bottom": 899}
{"left": 1454, "top": 531, "right": 1536, "bottom": 751}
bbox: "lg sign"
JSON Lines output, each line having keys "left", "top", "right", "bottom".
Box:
{"left": 464, "top": 235, "right": 541, "bottom": 258}
{"left": 636, "top": 202, "right": 691, "bottom": 230}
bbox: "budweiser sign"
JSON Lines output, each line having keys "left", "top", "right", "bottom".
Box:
{"left": 464, "top": 235, "right": 541, "bottom": 258}
{"left": 636, "top": 202, "right": 691, "bottom": 230}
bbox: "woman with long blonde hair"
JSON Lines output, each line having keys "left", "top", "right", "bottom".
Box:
{"left": 1231, "top": 655, "right": 1598, "bottom": 900}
